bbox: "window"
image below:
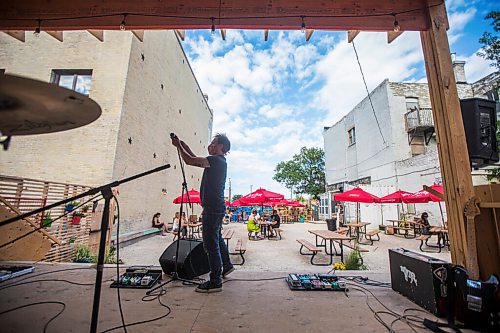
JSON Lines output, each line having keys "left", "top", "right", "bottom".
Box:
{"left": 51, "top": 69, "right": 92, "bottom": 95}
{"left": 347, "top": 127, "right": 356, "bottom": 145}
{"left": 406, "top": 97, "right": 419, "bottom": 111}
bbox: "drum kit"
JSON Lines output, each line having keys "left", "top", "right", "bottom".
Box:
{"left": 0, "top": 74, "right": 102, "bottom": 149}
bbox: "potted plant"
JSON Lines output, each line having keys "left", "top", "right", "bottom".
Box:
{"left": 65, "top": 200, "right": 79, "bottom": 212}
{"left": 72, "top": 211, "right": 85, "bottom": 225}
{"left": 81, "top": 204, "right": 90, "bottom": 213}
{"left": 42, "top": 211, "right": 53, "bottom": 228}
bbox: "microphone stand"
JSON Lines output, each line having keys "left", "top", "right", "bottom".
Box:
{"left": 147, "top": 144, "right": 198, "bottom": 295}
{"left": 0, "top": 164, "right": 171, "bottom": 333}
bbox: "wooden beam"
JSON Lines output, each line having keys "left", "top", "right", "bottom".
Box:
{"left": 347, "top": 30, "right": 360, "bottom": 43}
{"left": 387, "top": 30, "right": 403, "bottom": 44}
{"left": 0, "top": 0, "right": 438, "bottom": 31}
{"left": 2, "top": 30, "right": 25, "bottom": 42}
{"left": 305, "top": 29, "right": 314, "bottom": 42}
{"left": 423, "top": 185, "right": 445, "bottom": 200}
{"left": 45, "top": 30, "right": 63, "bottom": 42}
{"left": 220, "top": 28, "right": 226, "bottom": 41}
{"left": 131, "top": 30, "right": 144, "bottom": 42}
{"left": 87, "top": 29, "right": 104, "bottom": 41}
{"left": 420, "top": 2, "right": 472, "bottom": 268}
{"left": 175, "top": 29, "right": 185, "bottom": 41}
{"left": 264, "top": 29, "right": 269, "bottom": 41}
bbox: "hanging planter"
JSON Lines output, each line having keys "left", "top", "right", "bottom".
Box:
{"left": 72, "top": 212, "right": 85, "bottom": 225}
{"left": 42, "top": 211, "right": 53, "bottom": 228}
{"left": 65, "top": 201, "right": 79, "bottom": 212}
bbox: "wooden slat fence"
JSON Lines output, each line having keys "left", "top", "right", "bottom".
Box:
{"left": 0, "top": 175, "right": 97, "bottom": 262}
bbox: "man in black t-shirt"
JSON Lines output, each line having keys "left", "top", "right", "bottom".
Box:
{"left": 171, "top": 133, "right": 233, "bottom": 293}
{"left": 268, "top": 210, "right": 281, "bottom": 237}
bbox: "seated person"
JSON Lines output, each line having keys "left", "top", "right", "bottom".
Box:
{"left": 246, "top": 209, "right": 262, "bottom": 239}
{"left": 267, "top": 210, "right": 281, "bottom": 237}
{"left": 417, "top": 212, "right": 431, "bottom": 235}
{"left": 172, "top": 212, "right": 188, "bottom": 238}
{"left": 152, "top": 212, "right": 168, "bottom": 236}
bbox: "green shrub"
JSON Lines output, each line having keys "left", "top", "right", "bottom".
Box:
{"left": 345, "top": 249, "right": 367, "bottom": 270}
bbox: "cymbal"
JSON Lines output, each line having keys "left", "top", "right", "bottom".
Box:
{"left": 0, "top": 74, "right": 102, "bottom": 136}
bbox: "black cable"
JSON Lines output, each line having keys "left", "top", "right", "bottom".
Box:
{"left": 351, "top": 41, "right": 386, "bottom": 145}
{"left": 100, "top": 285, "right": 172, "bottom": 333}
{"left": 0, "top": 301, "right": 66, "bottom": 333}
{"left": 223, "top": 276, "right": 287, "bottom": 283}
{"left": 112, "top": 194, "right": 127, "bottom": 333}
{"left": 0, "top": 194, "right": 102, "bottom": 249}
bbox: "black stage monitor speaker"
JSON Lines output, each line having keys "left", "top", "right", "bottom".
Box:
{"left": 159, "top": 239, "right": 210, "bottom": 279}
{"left": 460, "top": 98, "right": 499, "bottom": 167}
{"left": 389, "top": 248, "right": 451, "bottom": 317}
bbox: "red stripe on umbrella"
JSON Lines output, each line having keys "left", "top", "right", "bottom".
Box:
{"left": 334, "top": 187, "right": 380, "bottom": 203}
{"left": 239, "top": 188, "right": 284, "bottom": 206}
{"left": 172, "top": 189, "right": 201, "bottom": 204}
{"left": 379, "top": 190, "right": 413, "bottom": 203}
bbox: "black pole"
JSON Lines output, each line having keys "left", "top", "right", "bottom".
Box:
{"left": 89, "top": 187, "right": 112, "bottom": 333}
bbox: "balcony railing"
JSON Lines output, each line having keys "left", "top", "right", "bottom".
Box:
{"left": 405, "top": 107, "right": 434, "bottom": 132}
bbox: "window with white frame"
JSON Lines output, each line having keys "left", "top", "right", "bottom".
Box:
{"left": 51, "top": 69, "right": 92, "bottom": 95}
{"left": 347, "top": 127, "right": 356, "bottom": 145}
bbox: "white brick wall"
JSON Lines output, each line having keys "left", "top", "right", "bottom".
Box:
{"left": 0, "top": 30, "right": 211, "bottom": 232}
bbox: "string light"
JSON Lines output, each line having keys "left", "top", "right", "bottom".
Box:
{"left": 210, "top": 17, "right": 216, "bottom": 35}
{"left": 393, "top": 14, "right": 400, "bottom": 32}
{"left": 33, "top": 19, "right": 41, "bottom": 36}
{"left": 300, "top": 16, "right": 306, "bottom": 33}
{"left": 119, "top": 14, "right": 127, "bottom": 31}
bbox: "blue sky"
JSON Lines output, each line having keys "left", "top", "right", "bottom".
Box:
{"left": 180, "top": 0, "right": 497, "bottom": 199}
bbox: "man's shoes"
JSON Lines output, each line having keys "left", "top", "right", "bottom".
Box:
{"left": 222, "top": 266, "right": 235, "bottom": 278}
{"left": 195, "top": 281, "right": 222, "bottom": 293}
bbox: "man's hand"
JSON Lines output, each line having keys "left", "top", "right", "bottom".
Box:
{"left": 171, "top": 134, "right": 180, "bottom": 147}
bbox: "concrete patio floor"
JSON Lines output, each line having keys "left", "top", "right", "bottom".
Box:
{"left": 0, "top": 263, "right": 454, "bottom": 333}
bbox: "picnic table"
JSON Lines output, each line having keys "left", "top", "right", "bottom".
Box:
{"left": 343, "top": 222, "right": 370, "bottom": 241}
{"left": 386, "top": 219, "right": 424, "bottom": 238}
{"left": 307, "top": 230, "right": 355, "bottom": 264}
{"left": 222, "top": 228, "right": 234, "bottom": 248}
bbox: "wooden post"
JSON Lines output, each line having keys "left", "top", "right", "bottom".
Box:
{"left": 420, "top": 2, "right": 473, "bottom": 267}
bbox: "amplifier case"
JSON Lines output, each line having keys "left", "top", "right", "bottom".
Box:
{"left": 389, "top": 248, "right": 451, "bottom": 317}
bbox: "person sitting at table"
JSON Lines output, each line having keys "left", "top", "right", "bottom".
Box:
{"left": 268, "top": 210, "right": 281, "bottom": 237}
{"left": 172, "top": 212, "right": 188, "bottom": 239}
{"left": 247, "top": 209, "right": 262, "bottom": 240}
{"left": 152, "top": 212, "right": 169, "bottom": 236}
{"left": 417, "top": 212, "right": 431, "bottom": 235}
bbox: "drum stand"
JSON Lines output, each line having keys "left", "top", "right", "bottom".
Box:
{"left": 0, "top": 164, "right": 171, "bottom": 333}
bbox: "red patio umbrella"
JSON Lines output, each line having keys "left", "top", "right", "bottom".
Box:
{"left": 403, "top": 185, "right": 444, "bottom": 203}
{"left": 239, "top": 188, "right": 284, "bottom": 206}
{"left": 172, "top": 189, "right": 201, "bottom": 204}
{"left": 333, "top": 187, "right": 380, "bottom": 203}
{"left": 264, "top": 198, "right": 305, "bottom": 207}
{"left": 379, "top": 190, "right": 413, "bottom": 203}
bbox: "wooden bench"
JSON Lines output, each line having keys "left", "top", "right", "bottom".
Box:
{"left": 229, "top": 238, "right": 247, "bottom": 265}
{"left": 416, "top": 234, "right": 432, "bottom": 252}
{"left": 269, "top": 227, "right": 282, "bottom": 240}
{"left": 296, "top": 239, "right": 323, "bottom": 265}
{"left": 359, "top": 229, "right": 381, "bottom": 245}
{"left": 333, "top": 240, "right": 369, "bottom": 265}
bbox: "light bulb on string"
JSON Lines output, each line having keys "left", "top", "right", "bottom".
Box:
{"left": 210, "top": 17, "right": 216, "bottom": 35}
{"left": 393, "top": 14, "right": 400, "bottom": 32}
{"left": 301, "top": 16, "right": 306, "bottom": 33}
{"left": 120, "top": 14, "right": 127, "bottom": 31}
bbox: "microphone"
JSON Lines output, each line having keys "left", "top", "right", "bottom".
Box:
{"left": 170, "top": 133, "right": 177, "bottom": 139}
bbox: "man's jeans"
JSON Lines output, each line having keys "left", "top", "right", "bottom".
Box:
{"left": 202, "top": 210, "right": 232, "bottom": 285}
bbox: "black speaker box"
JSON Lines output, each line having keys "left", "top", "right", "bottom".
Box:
{"left": 159, "top": 239, "right": 210, "bottom": 279}
{"left": 389, "top": 248, "right": 451, "bottom": 317}
{"left": 460, "top": 98, "right": 499, "bottom": 167}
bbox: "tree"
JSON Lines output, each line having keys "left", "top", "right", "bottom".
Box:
{"left": 273, "top": 147, "right": 326, "bottom": 199}
{"left": 477, "top": 11, "right": 500, "bottom": 70}
{"left": 232, "top": 194, "right": 242, "bottom": 202}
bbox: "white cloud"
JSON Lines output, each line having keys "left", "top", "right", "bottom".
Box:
{"left": 462, "top": 50, "right": 496, "bottom": 82}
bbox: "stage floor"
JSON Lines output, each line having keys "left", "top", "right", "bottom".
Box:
{"left": 0, "top": 262, "right": 459, "bottom": 333}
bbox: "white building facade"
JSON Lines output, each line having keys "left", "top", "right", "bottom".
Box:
{"left": 321, "top": 62, "right": 499, "bottom": 226}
